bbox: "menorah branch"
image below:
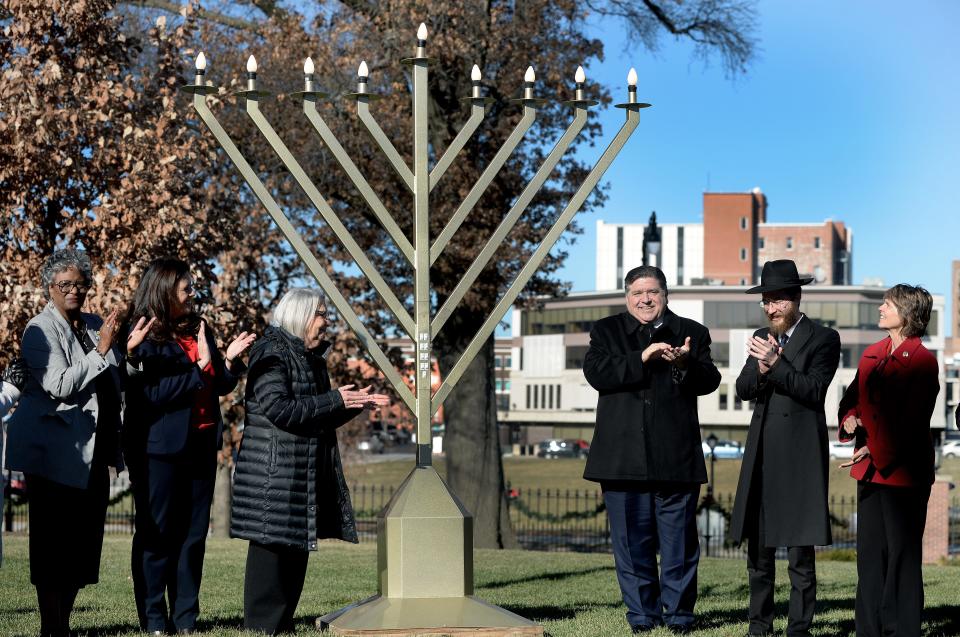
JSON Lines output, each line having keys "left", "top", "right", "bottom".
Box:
{"left": 357, "top": 98, "right": 415, "bottom": 191}
{"left": 429, "top": 105, "right": 538, "bottom": 265}
{"left": 244, "top": 98, "right": 417, "bottom": 340}
{"left": 432, "top": 107, "right": 590, "bottom": 335}
{"left": 302, "top": 97, "right": 415, "bottom": 264}
{"left": 189, "top": 92, "right": 415, "bottom": 412}
{"left": 432, "top": 107, "right": 643, "bottom": 413}
{"left": 429, "top": 101, "right": 487, "bottom": 191}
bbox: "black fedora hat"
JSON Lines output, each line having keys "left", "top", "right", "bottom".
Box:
{"left": 745, "top": 259, "right": 814, "bottom": 294}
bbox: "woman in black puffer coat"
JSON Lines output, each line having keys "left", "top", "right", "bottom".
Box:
{"left": 231, "top": 288, "right": 390, "bottom": 635}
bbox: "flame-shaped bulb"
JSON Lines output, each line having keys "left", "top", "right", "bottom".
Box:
{"left": 627, "top": 67, "right": 638, "bottom": 86}
{"left": 417, "top": 22, "right": 428, "bottom": 40}
{"left": 304, "top": 57, "right": 314, "bottom": 75}
{"left": 524, "top": 66, "right": 535, "bottom": 83}
{"left": 196, "top": 52, "right": 206, "bottom": 71}
{"left": 358, "top": 60, "right": 369, "bottom": 78}
{"left": 471, "top": 65, "right": 481, "bottom": 81}
{"left": 575, "top": 66, "right": 585, "bottom": 84}
{"left": 246, "top": 55, "right": 257, "bottom": 74}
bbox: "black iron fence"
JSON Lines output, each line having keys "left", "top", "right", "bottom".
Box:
{"left": 4, "top": 480, "right": 958, "bottom": 558}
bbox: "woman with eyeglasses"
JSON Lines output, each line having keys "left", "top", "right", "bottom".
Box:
{"left": 122, "top": 257, "right": 255, "bottom": 635}
{"left": 5, "top": 248, "right": 150, "bottom": 636}
{"left": 837, "top": 284, "right": 939, "bottom": 637}
{"left": 230, "top": 288, "right": 389, "bottom": 634}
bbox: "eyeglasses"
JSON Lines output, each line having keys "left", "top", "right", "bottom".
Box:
{"left": 54, "top": 280, "right": 90, "bottom": 294}
{"left": 759, "top": 298, "right": 791, "bottom": 308}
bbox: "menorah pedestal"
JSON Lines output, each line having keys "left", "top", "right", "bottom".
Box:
{"left": 317, "top": 467, "right": 543, "bottom": 636}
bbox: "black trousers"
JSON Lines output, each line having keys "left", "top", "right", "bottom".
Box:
{"left": 855, "top": 482, "right": 929, "bottom": 637}
{"left": 130, "top": 431, "right": 217, "bottom": 632}
{"left": 244, "top": 541, "right": 310, "bottom": 634}
{"left": 745, "top": 488, "right": 816, "bottom": 636}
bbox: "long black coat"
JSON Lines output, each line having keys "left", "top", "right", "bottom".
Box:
{"left": 582, "top": 309, "right": 721, "bottom": 483}
{"left": 230, "top": 326, "right": 360, "bottom": 550}
{"left": 729, "top": 316, "right": 840, "bottom": 547}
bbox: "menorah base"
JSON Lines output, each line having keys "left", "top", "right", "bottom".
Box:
{"left": 316, "top": 594, "right": 543, "bottom": 636}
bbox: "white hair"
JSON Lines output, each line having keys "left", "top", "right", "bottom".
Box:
{"left": 270, "top": 288, "right": 325, "bottom": 340}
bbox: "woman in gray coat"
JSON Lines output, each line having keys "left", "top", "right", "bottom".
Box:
{"left": 230, "top": 288, "right": 389, "bottom": 634}
{"left": 5, "top": 249, "right": 150, "bottom": 637}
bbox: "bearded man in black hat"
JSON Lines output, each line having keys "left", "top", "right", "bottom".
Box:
{"left": 730, "top": 259, "right": 841, "bottom": 637}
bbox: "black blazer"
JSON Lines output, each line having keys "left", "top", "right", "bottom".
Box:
{"left": 729, "top": 315, "right": 840, "bottom": 547}
{"left": 582, "top": 309, "right": 721, "bottom": 484}
{"left": 124, "top": 324, "right": 243, "bottom": 457}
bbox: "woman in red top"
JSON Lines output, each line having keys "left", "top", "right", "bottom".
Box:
{"left": 838, "top": 284, "right": 939, "bottom": 637}
{"left": 123, "top": 258, "right": 255, "bottom": 635}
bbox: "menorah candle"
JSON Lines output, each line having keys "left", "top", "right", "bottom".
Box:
{"left": 523, "top": 66, "right": 535, "bottom": 100}
{"left": 194, "top": 52, "right": 206, "bottom": 86}
{"left": 246, "top": 55, "right": 257, "bottom": 91}
{"left": 471, "top": 64, "right": 482, "bottom": 98}
{"left": 627, "top": 67, "right": 638, "bottom": 104}
{"left": 303, "top": 57, "right": 315, "bottom": 92}
{"left": 575, "top": 65, "right": 585, "bottom": 101}
{"left": 357, "top": 60, "right": 369, "bottom": 94}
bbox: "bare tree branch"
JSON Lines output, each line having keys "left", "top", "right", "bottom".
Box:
{"left": 120, "top": 0, "right": 263, "bottom": 32}
{"left": 585, "top": 0, "right": 758, "bottom": 77}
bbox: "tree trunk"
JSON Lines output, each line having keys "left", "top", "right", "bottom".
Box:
{"left": 210, "top": 460, "right": 232, "bottom": 538}
{"left": 438, "top": 332, "right": 517, "bottom": 549}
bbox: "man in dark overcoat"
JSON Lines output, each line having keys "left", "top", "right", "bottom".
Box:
{"left": 583, "top": 265, "right": 721, "bottom": 634}
{"left": 730, "top": 259, "right": 841, "bottom": 637}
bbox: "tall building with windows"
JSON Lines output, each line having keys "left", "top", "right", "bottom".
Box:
{"left": 500, "top": 286, "right": 950, "bottom": 444}
{"left": 596, "top": 187, "right": 853, "bottom": 290}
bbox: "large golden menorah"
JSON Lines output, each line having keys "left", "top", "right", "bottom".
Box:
{"left": 182, "top": 23, "right": 647, "bottom": 636}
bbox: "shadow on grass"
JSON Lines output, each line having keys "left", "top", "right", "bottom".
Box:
{"left": 499, "top": 601, "right": 623, "bottom": 623}
{"left": 480, "top": 565, "right": 615, "bottom": 590}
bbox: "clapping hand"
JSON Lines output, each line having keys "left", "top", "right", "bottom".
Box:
{"left": 841, "top": 414, "right": 861, "bottom": 435}
{"left": 840, "top": 445, "right": 870, "bottom": 468}
{"left": 661, "top": 337, "right": 692, "bottom": 369}
{"left": 126, "top": 316, "right": 157, "bottom": 354}
{"left": 225, "top": 331, "right": 257, "bottom": 369}
{"left": 97, "top": 309, "right": 121, "bottom": 356}
{"left": 196, "top": 320, "right": 212, "bottom": 370}
{"left": 749, "top": 334, "right": 781, "bottom": 375}
{"left": 338, "top": 384, "right": 392, "bottom": 410}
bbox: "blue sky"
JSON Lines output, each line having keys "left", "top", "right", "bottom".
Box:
{"left": 559, "top": 0, "right": 959, "bottom": 334}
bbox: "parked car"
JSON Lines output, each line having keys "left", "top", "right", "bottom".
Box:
{"left": 942, "top": 440, "right": 960, "bottom": 459}
{"left": 829, "top": 440, "right": 855, "bottom": 459}
{"left": 701, "top": 439, "right": 744, "bottom": 460}
{"left": 536, "top": 438, "right": 587, "bottom": 459}
{"left": 357, "top": 435, "right": 385, "bottom": 454}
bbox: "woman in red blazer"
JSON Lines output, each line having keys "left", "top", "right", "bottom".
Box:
{"left": 838, "top": 284, "right": 939, "bottom": 637}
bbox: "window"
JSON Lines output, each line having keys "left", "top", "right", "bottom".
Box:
{"left": 548, "top": 384, "right": 554, "bottom": 409}
{"left": 504, "top": 380, "right": 511, "bottom": 391}
{"left": 786, "top": 237, "right": 794, "bottom": 250}
{"left": 540, "top": 385, "right": 546, "bottom": 409}
{"left": 532, "top": 385, "right": 538, "bottom": 409}
{"left": 505, "top": 356, "right": 512, "bottom": 368}
{"left": 565, "top": 345, "right": 589, "bottom": 369}
{"left": 740, "top": 216, "right": 748, "bottom": 230}
{"left": 495, "top": 379, "right": 503, "bottom": 391}
{"left": 556, "top": 384, "right": 562, "bottom": 409}
{"left": 719, "top": 385, "right": 729, "bottom": 410}
{"left": 525, "top": 385, "right": 531, "bottom": 409}
{"left": 497, "top": 395, "right": 510, "bottom": 411}
{"left": 739, "top": 247, "right": 747, "bottom": 261}
{"left": 494, "top": 356, "right": 503, "bottom": 368}
{"left": 758, "top": 237, "right": 765, "bottom": 249}
{"left": 814, "top": 236, "right": 821, "bottom": 249}
{"left": 734, "top": 394, "right": 743, "bottom": 410}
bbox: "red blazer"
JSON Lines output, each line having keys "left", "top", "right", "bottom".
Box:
{"left": 838, "top": 336, "right": 939, "bottom": 487}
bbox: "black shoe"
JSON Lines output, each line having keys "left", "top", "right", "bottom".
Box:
{"left": 668, "top": 624, "right": 694, "bottom": 635}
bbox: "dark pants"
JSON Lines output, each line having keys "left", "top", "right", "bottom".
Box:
{"left": 130, "top": 435, "right": 216, "bottom": 632}
{"left": 602, "top": 482, "right": 700, "bottom": 630}
{"left": 244, "top": 541, "right": 310, "bottom": 634}
{"left": 745, "top": 492, "right": 816, "bottom": 637}
{"left": 855, "top": 482, "right": 929, "bottom": 637}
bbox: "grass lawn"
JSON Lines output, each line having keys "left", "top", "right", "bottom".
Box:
{"left": 344, "top": 455, "right": 960, "bottom": 501}
{"left": 2, "top": 535, "right": 959, "bottom": 636}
